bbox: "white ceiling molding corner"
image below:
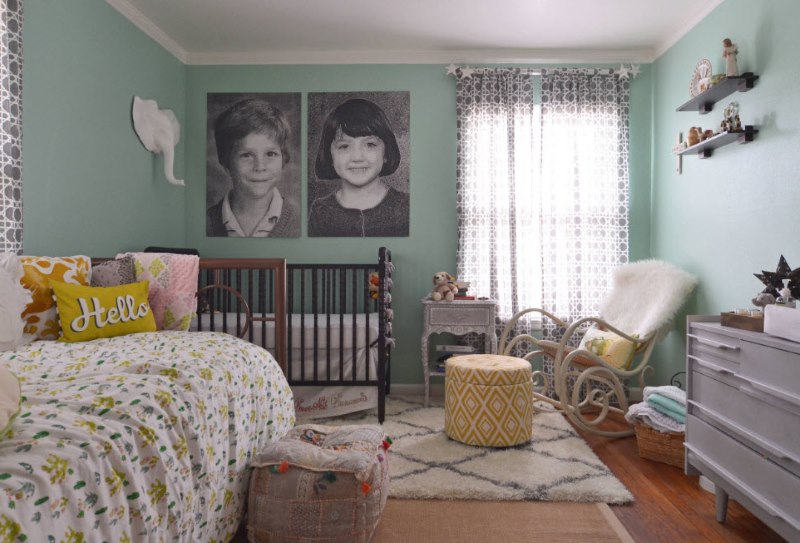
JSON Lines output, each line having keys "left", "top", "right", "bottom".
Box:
{"left": 652, "top": 0, "right": 727, "bottom": 60}
{"left": 105, "top": 0, "right": 188, "bottom": 64}
{"left": 186, "top": 48, "right": 654, "bottom": 66}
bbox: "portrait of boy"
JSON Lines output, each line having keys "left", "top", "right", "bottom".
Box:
{"left": 307, "top": 91, "right": 410, "bottom": 237}
{"left": 207, "top": 93, "right": 301, "bottom": 238}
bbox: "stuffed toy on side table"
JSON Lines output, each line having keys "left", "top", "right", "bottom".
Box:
{"left": 431, "top": 272, "right": 458, "bottom": 301}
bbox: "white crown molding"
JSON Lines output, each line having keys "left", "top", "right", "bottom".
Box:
{"left": 186, "top": 48, "right": 655, "bottom": 66}
{"left": 107, "top": 0, "right": 721, "bottom": 67}
{"left": 105, "top": 0, "right": 188, "bottom": 63}
{"left": 652, "top": 0, "right": 726, "bottom": 60}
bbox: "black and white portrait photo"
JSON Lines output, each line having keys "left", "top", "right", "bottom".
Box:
{"left": 206, "top": 93, "right": 301, "bottom": 238}
{"left": 308, "top": 91, "right": 410, "bottom": 237}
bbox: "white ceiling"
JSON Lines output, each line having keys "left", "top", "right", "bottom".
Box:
{"left": 106, "top": 0, "right": 725, "bottom": 65}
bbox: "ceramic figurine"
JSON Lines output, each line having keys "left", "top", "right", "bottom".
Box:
{"left": 687, "top": 127, "right": 701, "bottom": 146}
{"left": 777, "top": 279, "right": 796, "bottom": 308}
{"left": 723, "top": 38, "right": 739, "bottom": 77}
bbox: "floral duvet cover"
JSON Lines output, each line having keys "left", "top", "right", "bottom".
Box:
{"left": 0, "top": 331, "right": 295, "bottom": 542}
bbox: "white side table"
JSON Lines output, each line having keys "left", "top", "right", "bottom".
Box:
{"left": 420, "top": 297, "right": 498, "bottom": 406}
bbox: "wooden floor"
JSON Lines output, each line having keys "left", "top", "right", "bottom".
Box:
{"left": 574, "top": 418, "right": 785, "bottom": 542}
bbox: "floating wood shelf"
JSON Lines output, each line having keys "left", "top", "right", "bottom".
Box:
{"left": 677, "top": 126, "right": 758, "bottom": 158}
{"left": 677, "top": 73, "right": 759, "bottom": 114}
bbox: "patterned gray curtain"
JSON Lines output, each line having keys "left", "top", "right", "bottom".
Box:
{"left": 539, "top": 68, "right": 630, "bottom": 395}
{"left": 455, "top": 68, "right": 541, "bottom": 346}
{"left": 1, "top": 0, "right": 23, "bottom": 254}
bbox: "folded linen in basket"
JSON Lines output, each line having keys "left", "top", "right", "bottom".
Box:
{"left": 625, "top": 402, "right": 685, "bottom": 433}
{"left": 646, "top": 394, "right": 686, "bottom": 424}
{"left": 643, "top": 385, "right": 686, "bottom": 405}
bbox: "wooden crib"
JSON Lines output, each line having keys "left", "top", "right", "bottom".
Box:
{"left": 194, "top": 247, "right": 394, "bottom": 422}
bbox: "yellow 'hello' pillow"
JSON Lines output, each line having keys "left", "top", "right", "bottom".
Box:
{"left": 50, "top": 280, "right": 157, "bottom": 342}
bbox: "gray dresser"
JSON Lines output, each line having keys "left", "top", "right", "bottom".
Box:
{"left": 686, "top": 315, "right": 800, "bottom": 542}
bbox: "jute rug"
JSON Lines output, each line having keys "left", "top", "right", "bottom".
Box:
{"left": 372, "top": 500, "right": 634, "bottom": 543}
{"left": 321, "top": 395, "right": 633, "bottom": 503}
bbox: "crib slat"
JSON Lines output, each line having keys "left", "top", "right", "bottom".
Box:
{"left": 235, "top": 270, "right": 242, "bottom": 337}
{"left": 300, "top": 269, "right": 306, "bottom": 383}
{"left": 326, "top": 268, "right": 332, "bottom": 382}
{"left": 287, "top": 269, "right": 294, "bottom": 382}
{"left": 312, "top": 268, "right": 318, "bottom": 382}
{"left": 247, "top": 270, "right": 254, "bottom": 344}
{"left": 366, "top": 268, "right": 372, "bottom": 381}
{"left": 350, "top": 270, "right": 358, "bottom": 382}
{"left": 339, "top": 268, "right": 345, "bottom": 382}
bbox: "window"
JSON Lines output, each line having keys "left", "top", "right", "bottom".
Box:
{"left": 456, "top": 68, "right": 630, "bottom": 342}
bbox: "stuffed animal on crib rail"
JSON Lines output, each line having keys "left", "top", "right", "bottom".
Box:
{"left": 368, "top": 272, "right": 380, "bottom": 300}
{"left": 431, "top": 272, "right": 458, "bottom": 301}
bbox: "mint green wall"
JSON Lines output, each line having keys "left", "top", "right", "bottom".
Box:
{"left": 186, "top": 65, "right": 653, "bottom": 383}
{"left": 20, "top": 1, "right": 654, "bottom": 384}
{"left": 651, "top": 0, "right": 800, "bottom": 383}
{"left": 22, "top": 0, "right": 187, "bottom": 256}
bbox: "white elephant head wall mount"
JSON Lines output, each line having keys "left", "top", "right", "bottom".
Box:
{"left": 132, "top": 96, "right": 184, "bottom": 187}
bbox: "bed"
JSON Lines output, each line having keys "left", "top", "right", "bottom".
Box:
{"left": 194, "top": 247, "right": 394, "bottom": 422}
{"left": 0, "top": 248, "right": 391, "bottom": 541}
{"left": 0, "top": 330, "right": 294, "bottom": 542}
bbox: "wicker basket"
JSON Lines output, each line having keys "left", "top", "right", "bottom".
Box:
{"left": 634, "top": 423, "right": 685, "bottom": 468}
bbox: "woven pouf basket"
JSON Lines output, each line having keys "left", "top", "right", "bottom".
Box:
{"left": 248, "top": 424, "right": 390, "bottom": 543}
{"left": 444, "top": 354, "right": 533, "bottom": 447}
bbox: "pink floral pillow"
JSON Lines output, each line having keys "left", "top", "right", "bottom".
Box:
{"left": 119, "top": 253, "right": 199, "bottom": 331}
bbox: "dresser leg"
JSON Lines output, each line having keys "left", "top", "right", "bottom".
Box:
{"left": 715, "top": 487, "right": 729, "bottom": 523}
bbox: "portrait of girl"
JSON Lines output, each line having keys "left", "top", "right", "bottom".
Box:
{"left": 206, "top": 93, "right": 301, "bottom": 238}
{"left": 308, "top": 91, "right": 410, "bottom": 237}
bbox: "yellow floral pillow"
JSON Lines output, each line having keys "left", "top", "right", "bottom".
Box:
{"left": 51, "top": 280, "right": 156, "bottom": 342}
{"left": 578, "top": 327, "right": 637, "bottom": 369}
{"left": 20, "top": 255, "right": 91, "bottom": 339}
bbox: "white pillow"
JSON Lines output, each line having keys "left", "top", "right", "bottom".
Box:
{"left": 0, "top": 253, "right": 33, "bottom": 351}
{"left": 0, "top": 366, "right": 21, "bottom": 439}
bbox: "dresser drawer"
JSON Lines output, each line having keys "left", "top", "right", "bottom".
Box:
{"left": 740, "top": 341, "right": 800, "bottom": 407}
{"left": 689, "top": 369, "right": 800, "bottom": 475}
{"left": 687, "top": 328, "right": 742, "bottom": 372}
{"left": 686, "top": 416, "right": 800, "bottom": 529}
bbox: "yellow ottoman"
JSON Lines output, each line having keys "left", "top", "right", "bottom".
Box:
{"left": 444, "top": 354, "right": 533, "bottom": 447}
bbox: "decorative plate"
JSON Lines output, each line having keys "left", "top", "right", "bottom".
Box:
{"left": 690, "top": 59, "right": 713, "bottom": 97}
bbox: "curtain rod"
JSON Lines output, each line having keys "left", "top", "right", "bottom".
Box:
{"left": 445, "top": 64, "right": 641, "bottom": 80}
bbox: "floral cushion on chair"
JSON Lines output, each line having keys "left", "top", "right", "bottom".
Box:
{"left": 577, "top": 327, "right": 637, "bottom": 369}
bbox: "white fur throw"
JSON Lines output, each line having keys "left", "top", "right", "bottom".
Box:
{"left": 0, "top": 253, "right": 33, "bottom": 351}
{"left": 599, "top": 260, "right": 698, "bottom": 339}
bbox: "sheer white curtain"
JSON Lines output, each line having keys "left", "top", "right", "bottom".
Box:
{"left": 539, "top": 68, "right": 630, "bottom": 344}
{"left": 455, "top": 67, "right": 630, "bottom": 355}
{"left": 455, "top": 69, "right": 542, "bottom": 341}
{"left": 1, "top": 0, "right": 24, "bottom": 254}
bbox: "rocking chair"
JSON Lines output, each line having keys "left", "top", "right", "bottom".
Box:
{"left": 498, "top": 260, "right": 697, "bottom": 438}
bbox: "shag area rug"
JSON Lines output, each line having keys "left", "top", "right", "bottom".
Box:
{"left": 322, "top": 396, "right": 633, "bottom": 504}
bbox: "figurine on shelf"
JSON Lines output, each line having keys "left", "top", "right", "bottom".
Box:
{"left": 723, "top": 38, "right": 739, "bottom": 77}
{"left": 776, "top": 279, "right": 797, "bottom": 308}
{"left": 703, "top": 129, "right": 715, "bottom": 140}
{"left": 722, "top": 101, "right": 739, "bottom": 133}
{"left": 687, "top": 126, "right": 701, "bottom": 146}
{"left": 733, "top": 114, "right": 742, "bottom": 131}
